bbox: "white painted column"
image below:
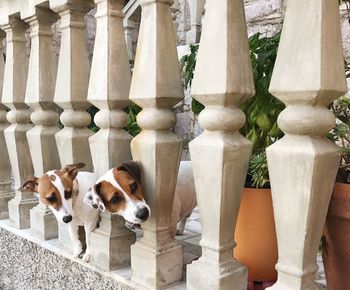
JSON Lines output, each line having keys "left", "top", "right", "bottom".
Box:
{"left": 88, "top": 0, "right": 135, "bottom": 270}
{"left": 23, "top": 6, "right": 60, "bottom": 240}
{"left": 187, "top": 0, "right": 254, "bottom": 289}
{"left": 2, "top": 16, "right": 38, "bottom": 229}
{"left": 186, "top": 0, "right": 205, "bottom": 44}
{"left": 266, "top": 1, "right": 347, "bottom": 290}
{"left": 50, "top": 0, "right": 94, "bottom": 171}
{"left": 0, "top": 29, "right": 14, "bottom": 220}
{"left": 50, "top": 0, "right": 95, "bottom": 248}
{"left": 129, "top": 0, "right": 184, "bottom": 288}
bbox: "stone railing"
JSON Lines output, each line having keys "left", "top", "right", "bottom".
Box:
{"left": 0, "top": 0, "right": 346, "bottom": 290}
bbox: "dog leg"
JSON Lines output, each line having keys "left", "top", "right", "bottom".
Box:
{"left": 69, "top": 221, "right": 82, "bottom": 258}
{"left": 82, "top": 221, "right": 96, "bottom": 263}
{"left": 176, "top": 214, "right": 190, "bottom": 236}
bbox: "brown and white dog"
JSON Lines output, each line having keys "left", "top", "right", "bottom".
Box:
{"left": 84, "top": 161, "right": 151, "bottom": 228}
{"left": 23, "top": 163, "right": 100, "bottom": 262}
{"left": 84, "top": 161, "right": 196, "bottom": 236}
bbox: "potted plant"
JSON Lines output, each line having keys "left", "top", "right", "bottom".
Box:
{"left": 234, "top": 32, "right": 283, "bottom": 285}
{"left": 322, "top": 95, "right": 350, "bottom": 289}
{"left": 180, "top": 32, "right": 284, "bottom": 285}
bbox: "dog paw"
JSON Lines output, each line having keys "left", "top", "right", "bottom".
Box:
{"left": 73, "top": 244, "right": 83, "bottom": 258}
{"left": 82, "top": 252, "right": 91, "bottom": 263}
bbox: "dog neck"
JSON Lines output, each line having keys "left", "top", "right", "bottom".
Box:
{"left": 72, "top": 178, "right": 79, "bottom": 208}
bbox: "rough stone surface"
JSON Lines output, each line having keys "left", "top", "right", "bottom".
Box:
{"left": 245, "top": 0, "right": 284, "bottom": 36}
{"left": 0, "top": 228, "right": 132, "bottom": 290}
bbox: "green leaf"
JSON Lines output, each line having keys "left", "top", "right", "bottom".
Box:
{"left": 192, "top": 98, "right": 205, "bottom": 115}
{"left": 256, "top": 113, "right": 272, "bottom": 131}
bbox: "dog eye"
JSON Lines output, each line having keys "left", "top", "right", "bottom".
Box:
{"left": 110, "top": 195, "right": 122, "bottom": 204}
{"left": 64, "top": 190, "right": 72, "bottom": 199}
{"left": 46, "top": 193, "right": 56, "bottom": 203}
{"left": 130, "top": 182, "right": 138, "bottom": 192}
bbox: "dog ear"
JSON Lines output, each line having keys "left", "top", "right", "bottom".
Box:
{"left": 62, "top": 162, "right": 85, "bottom": 181}
{"left": 65, "top": 167, "right": 79, "bottom": 181}
{"left": 83, "top": 183, "right": 106, "bottom": 212}
{"left": 61, "top": 162, "right": 85, "bottom": 173}
{"left": 117, "top": 161, "right": 141, "bottom": 183}
{"left": 22, "top": 178, "right": 39, "bottom": 192}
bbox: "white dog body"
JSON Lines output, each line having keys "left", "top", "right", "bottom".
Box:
{"left": 64, "top": 171, "right": 100, "bottom": 262}
{"left": 172, "top": 161, "right": 197, "bottom": 235}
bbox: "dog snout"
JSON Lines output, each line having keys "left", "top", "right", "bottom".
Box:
{"left": 92, "top": 204, "right": 98, "bottom": 209}
{"left": 136, "top": 207, "right": 149, "bottom": 221}
{"left": 63, "top": 215, "right": 73, "bottom": 223}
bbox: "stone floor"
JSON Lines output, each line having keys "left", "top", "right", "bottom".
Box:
{"left": 0, "top": 207, "right": 328, "bottom": 289}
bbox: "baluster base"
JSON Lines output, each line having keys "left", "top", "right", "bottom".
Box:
{"left": 90, "top": 228, "right": 136, "bottom": 270}
{"left": 8, "top": 191, "right": 38, "bottom": 229}
{"left": 58, "top": 222, "right": 87, "bottom": 254}
{"left": 58, "top": 222, "right": 73, "bottom": 250}
{"left": 30, "top": 203, "right": 58, "bottom": 240}
{"left": 131, "top": 241, "right": 183, "bottom": 289}
{"left": 266, "top": 272, "right": 320, "bottom": 290}
{"left": 0, "top": 182, "right": 14, "bottom": 220}
{"left": 187, "top": 257, "right": 247, "bottom": 290}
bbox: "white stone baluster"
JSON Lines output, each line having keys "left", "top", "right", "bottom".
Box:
{"left": 50, "top": 0, "right": 94, "bottom": 171}
{"left": 186, "top": 0, "right": 205, "bottom": 44}
{"left": 88, "top": 0, "right": 135, "bottom": 270}
{"left": 123, "top": 19, "right": 135, "bottom": 63}
{"left": 2, "top": 16, "right": 38, "bottom": 229}
{"left": 23, "top": 6, "right": 60, "bottom": 240}
{"left": 266, "top": 1, "right": 346, "bottom": 290}
{"left": 187, "top": 0, "right": 254, "bottom": 289}
{"left": 0, "top": 29, "right": 14, "bottom": 220}
{"left": 50, "top": 0, "right": 94, "bottom": 248}
{"left": 129, "top": 0, "right": 184, "bottom": 288}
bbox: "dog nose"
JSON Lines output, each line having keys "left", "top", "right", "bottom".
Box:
{"left": 136, "top": 207, "right": 149, "bottom": 221}
{"left": 63, "top": 215, "right": 72, "bottom": 223}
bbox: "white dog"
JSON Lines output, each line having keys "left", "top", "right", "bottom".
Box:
{"left": 23, "top": 163, "right": 99, "bottom": 262}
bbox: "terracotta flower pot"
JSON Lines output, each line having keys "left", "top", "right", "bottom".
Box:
{"left": 233, "top": 187, "right": 278, "bottom": 282}
{"left": 322, "top": 182, "right": 350, "bottom": 290}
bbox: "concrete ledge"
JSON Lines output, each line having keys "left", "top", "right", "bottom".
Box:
{"left": 0, "top": 220, "right": 201, "bottom": 290}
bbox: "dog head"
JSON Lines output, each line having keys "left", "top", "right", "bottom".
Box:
{"left": 22, "top": 162, "right": 85, "bottom": 224}
{"left": 84, "top": 161, "right": 151, "bottom": 227}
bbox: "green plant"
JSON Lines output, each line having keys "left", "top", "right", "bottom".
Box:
{"left": 124, "top": 102, "right": 142, "bottom": 136}
{"left": 243, "top": 32, "right": 285, "bottom": 188}
{"left": 87, "top": 106, "right": 100, "bottom": 133}
{"left": 180, "top": 32, "right": 284, "bottom": 188}
{"left": 328, "top": 96, "right": 350, "bottom": 183}
{"left": 180, "top": 44, "right": 205, "bottom": 115}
